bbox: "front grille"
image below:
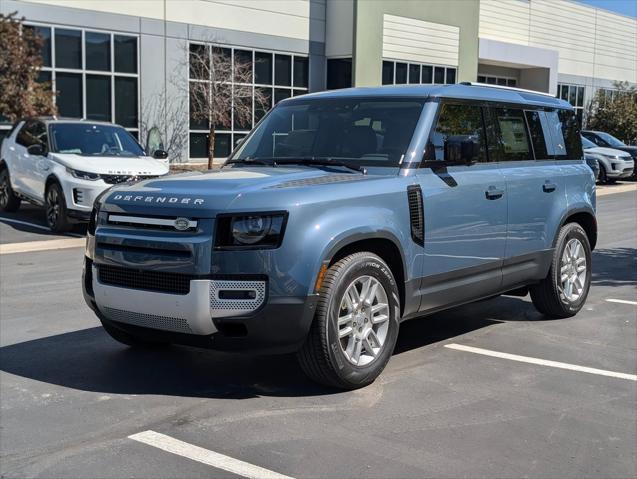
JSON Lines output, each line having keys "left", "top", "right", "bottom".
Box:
{"left": 102, "top": 306, "right": 192, "bottom": 333}
{"left": 101, "top": 174, "right": 156, "bottom": 185}
{"left": 98, "top": 265, "right": 191, "bottom": 295}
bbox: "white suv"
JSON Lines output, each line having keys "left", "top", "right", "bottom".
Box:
{"left": 0, "top": 118, "right": 169, "bottom": 232}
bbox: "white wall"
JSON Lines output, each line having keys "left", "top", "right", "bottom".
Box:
{"left": 382, "top": 14, "right": 459, "bottom": 67}
{"left": 21, "top": 0, "right": 323, "bottom": 42}
{"left": 479, "top": 0, "right": 637, "bottom": 84}
{"left": 325, "top": 0, "right": 353, "bottom": 57}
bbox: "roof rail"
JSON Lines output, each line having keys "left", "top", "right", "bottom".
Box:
{"left": 459, "top": 82, "right": 556, "bottom": 98}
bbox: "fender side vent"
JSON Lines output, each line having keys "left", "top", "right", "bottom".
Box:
{"left": 407, "top": 185, "right": 424, "bottom": 246}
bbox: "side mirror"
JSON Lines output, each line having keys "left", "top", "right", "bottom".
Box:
{"left": 27, "top": 143, "right": 46, "bottom": 156}
{"left": 152, "top": 149, "right": 168, "bottom": 160}
{"left": 444, "top": 135, "right": 480, "bottom": 165}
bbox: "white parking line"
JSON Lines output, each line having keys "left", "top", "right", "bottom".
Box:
{"left": 129, "top": 430, "right": 294, "bottom": 479}
{"left": 0, "top": 238, "right": 85, "bottom": 255}
{"left": 445, "top": 343, "right": 637, "bottom": 381}
{"left": 606, "top": 298, "right": 637, "bottom": 306}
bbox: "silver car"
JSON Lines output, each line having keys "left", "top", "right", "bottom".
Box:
{"left": 582, "top": 136, "right": 634, "bottom": 183}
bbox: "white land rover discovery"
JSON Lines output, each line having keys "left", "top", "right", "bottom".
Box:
{"left": 0, "top": 118, "right": 169, "bottom": 232}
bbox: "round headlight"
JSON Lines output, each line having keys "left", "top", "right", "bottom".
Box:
{"left": 232, "top": 216, "right": 272, "bottom": 245}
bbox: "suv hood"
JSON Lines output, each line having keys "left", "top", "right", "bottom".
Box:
{"left": 583, "top": 146, "right": 633, "bottom": 159}
{"left": 101, "top": 166, "right": 381, "bottom": 217}
{"left": 50, "top": 153, "right": 169, "bottom": 176}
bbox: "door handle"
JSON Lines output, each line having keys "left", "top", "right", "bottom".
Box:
{"left": 543, "top": 182, "right": 557, "bottom": 193}
{"left": 485, "top": 186, "right": 504, "bottom": 200}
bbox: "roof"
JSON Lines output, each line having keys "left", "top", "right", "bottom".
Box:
{"left": 37, "top": 117, "right": 116, "bottom": 126}
{"left": 294, "top": 83, "right": 571, "bottom": 109}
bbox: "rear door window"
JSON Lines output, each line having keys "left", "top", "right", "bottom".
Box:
{"left": 491, "top": 108, "right": 531, "bottom": 161}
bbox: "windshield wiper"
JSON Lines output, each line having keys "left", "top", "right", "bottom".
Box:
{"left": 274, "top": 157, "right": 365, "bottom": 174}
{"left": 225, "top": 158, "right": 276, "bottom": 167}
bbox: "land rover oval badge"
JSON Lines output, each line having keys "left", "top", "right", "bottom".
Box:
{"left": 174, "top": 217, "right": 190, "bottom": 231}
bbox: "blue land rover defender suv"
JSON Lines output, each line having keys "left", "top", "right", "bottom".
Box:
{"left": 83, "top": 84, "right": 596, "bottom": 389}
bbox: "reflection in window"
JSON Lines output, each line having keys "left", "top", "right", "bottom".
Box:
{"left": 524, "top": 110, "right": 549, "bottom": 159}
{"left": 427, "top": 104, "right": 486, "bottom": 162}
{"left": 327, "top": 58, "right": 352, "bottom": 90}
{"left": 56, "top": 73, "right": 82, "bottom": 118}
{"left": 493, "top": 108, "right": 530, "bottom": 161}
{"left": 55, "top": 29, "right": 81, "bottom": 69}
{"left": 114, "top": 35, "right": 137, "bottom": 73}
{"left": 86, "top": 75, "right": 111, "bottom": 122}
{"left": 86, "top": 32, "right": 110, "bottom": 71}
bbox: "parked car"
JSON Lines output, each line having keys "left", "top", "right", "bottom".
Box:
{"left": 582, "top": 130, "right": 637, "bottom": 178}
{"left": 583, "top": 145, "right": 600, "bottom": 180}
{"left": 0, "top": 118, "right": 170, "bottom": 232}
{"left": 581, "top": 134, "right": 634, "bottom": 183}
{"left": 83, "top": 84, "right": 596, "bottom": 389}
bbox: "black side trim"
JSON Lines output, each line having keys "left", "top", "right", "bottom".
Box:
{"left": 407, "top": 185, "right": 424, "bottom": 246}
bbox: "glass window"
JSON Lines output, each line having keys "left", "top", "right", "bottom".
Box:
{"left": 293, "top": 56, "right": 308, "bottom": 88}
{"left": 214, "top": 133, "right": 232, "bottom": 157}
{"left": 327, "top": 58, "right": 352, "bottom": 90}
{"left": 56, "top": 73, "right": 83, "bottom": 118}
{"left": 49, "top": 123, "right": 143, "bottom": 156}
{"left": 568, "top": 87, "right": 577, "bottom": 106}
{"left": 524, "top": 110, "right": 549, "bottom": 159}
{"left": 576, "top": 86, "right": 585, "bottom": 107}
{"left": 434, "top": 67, "right": 445, "bottom": 84}
{"left": 426, "top": 104, "right": 487, "bottom": 162}
{"left": 189, "top": 133, "right": 208, "bottom": 158}
{"left": 114, "top": 77, "right": 138, "bottom": 127}
{"left": 507, "top": 78, "right": 517, "bottom": 87}
{"left": 446, "top": 68, "right": 456, "bottom": 84}
{"left": 492, "top": 108, "right": 531, "bottom": 161}
{"left": 55, "top": 29, "right": 81, "bottom": 69}
{"left": 114, "top": 35, "right": 137, "bottom": 73}
{"left": 233, "top": 97, "right": 425, "bottom": 167}
{"left": 422, "top": 65, "right": 433, "bottom": 84}
{"left": 558, "top": 109, "right": 583, "bottom": 159}
{"left": 233, "top": 86, "right": 253, "bottom": 130}
{"left": 560, "top": 85, "right": 569, "bottom": 101}
{"left": 189, "top": 82, "right": 209, "bottom": 130}
{"left": 25, "top": 26, "right": 51, "bottom": 67}
{"left": 382, "top": 61, "right": 394, "bottom": 85}
{"left": 409, "top": 64, "right": 420, "bottom": 84}
{"left": 212, "top": 47, "right": 232, "bottom": 82}
{"left": 274, "top": 88, "right": 291, "bottom": 105}
{"left": 274, "top": 54, "right": 291, "bottom": 86}
{"left": 17, "top": 121, "right": 40, "bottom": 147}
{"left": 234, "top": 49, "right": 253, "bottom": 83}
{"left": 255, "top": 52, "right": 272, "bottom": 84}
{"left": 37, "top": 70, "right": 52, "bottom": 84}
{"left": 395, "top": 63, "right": 407, "bottom": 84}
{"left": 85, "top": 32, "right": 110, "bottom": 71}
{"left": 86, "top": 75, "right": 111, "bottom": 122}
{"left": 477, "top": 75, "right": 486, "bottom": 83}
{"left": 254, "top": 87, "right": 272, "bottom": 122}
{"left": 189, "top": 44, "right": 209, "bottom": 80}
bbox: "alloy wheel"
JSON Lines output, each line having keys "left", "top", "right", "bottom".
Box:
{"left": 337, "top": 275, "right": 390, "bottom": 366}
{"left": 559, "top": 238, "right": 587, "bottom": 303}
{"left": 46, "top": 187, "right": 60, "bottom": 227}
{"left": 0, "top": 174, "right": 8, "bottom": 208}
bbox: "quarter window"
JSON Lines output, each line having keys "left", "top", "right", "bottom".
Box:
{"left": 426, "top": 104, "right": 487, "bottom": 163}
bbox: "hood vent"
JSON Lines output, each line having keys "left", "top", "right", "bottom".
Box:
{"left": 268, "top": 174, "right": 367, "bottom": 189}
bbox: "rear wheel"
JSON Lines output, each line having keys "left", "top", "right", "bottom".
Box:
{"left": 101, "top": 319, "right": 170, "bottom": 349}
{"left": 0, "top": 168, "right": 21, "bottom": 212}
{"left": 45, "top": 182, "right": 72, "bottom": 233}
{"left": 530, "top": 223, "right": 591, "bottom": 318}
{"left": 297, "top": 252, "right": 400, "bottom": 389}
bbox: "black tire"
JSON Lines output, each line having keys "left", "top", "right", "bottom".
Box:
{"left": 530, "top": 223, "right": 592, "bottom": 318}
{"left": 297, "top": 252, "right": 400, "bottom": 390}
{"left": 45, "top": 182, "right": 72, "bottom": 233}
{"left": 598, "top": 165, "right": 615, "bottom": 184}
{"left": 100, "top": 319, "right": 170, "bottom": 349}
{"left": 0, "top": 167, "right": 21, "bottom": 212}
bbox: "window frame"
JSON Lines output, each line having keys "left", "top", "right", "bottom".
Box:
{"left": 381, "top": 60, "right": 457, "bottom": 86}
{"left": 187, "top": 42, "right": 309, "bottom": 160}
{"left": 23, "top": 21, "right": 140, "bottom": 137}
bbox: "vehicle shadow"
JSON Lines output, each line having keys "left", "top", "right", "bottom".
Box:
{"left": 0, "top": 302, "right": 510, "bottom": 398}
{"left": 592, "top": 247, "right": 637, "bottom": 287}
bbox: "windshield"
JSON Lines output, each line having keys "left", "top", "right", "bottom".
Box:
{"left": 231, "top": 97, "right": 425, "bottom": 167}
{"left": 581, "top": 136, "right": 596, "bottom": 149}
{"left": 50, "top": 123, "right": 144, "bottom": 157}
{"left": 596, "top": 132, "right": 626, "bottom": 148}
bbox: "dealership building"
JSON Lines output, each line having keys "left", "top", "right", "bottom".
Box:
{"left": 1, "top": 0, "right": 636, "bottom": 162}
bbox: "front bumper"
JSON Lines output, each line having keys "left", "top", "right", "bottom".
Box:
{"left": 606, "top": 160, "right": 634, "bottom": 178}
{"left": 83, "top": 258, "right": 318, "bottom": 354}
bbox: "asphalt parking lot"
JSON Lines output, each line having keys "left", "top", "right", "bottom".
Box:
{"left": 0, "top": 184, "right": 636, "bottom": 478}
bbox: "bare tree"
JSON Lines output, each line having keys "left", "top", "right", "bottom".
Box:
{"left": 140, "top": 90, "right": 188, "bottom": 163}
{"left": 0, "top": 12, "right": 56, "bottom": 121}
{"left": 187, "top": 43, "right": 267, "bottom": 168}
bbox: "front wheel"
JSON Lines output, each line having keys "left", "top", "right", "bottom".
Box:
{"left": 297, "top": 252, "right": 400, "bottom": 389}
{"left": 530, "top": 223, "right": 592, "bottom": 318}
{"left": 0, "top": 168, "right": 21, "bottom": 212}
{"left": 45, "top": 182, "right": 72, "bottom": 233}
